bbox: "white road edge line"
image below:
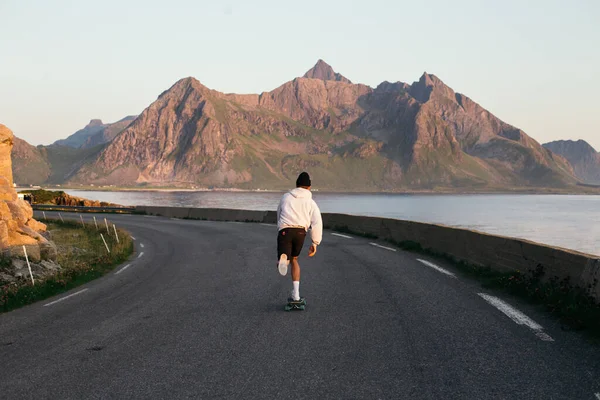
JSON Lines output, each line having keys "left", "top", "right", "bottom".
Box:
{"left": 369, "top": 243, "right": 397, "bottom": 252}
{"left": 332, "top": 233, "right": 352, "bottom": 239}
{"left": 138, "top": 252, "right": 144, "bottom": 259}
{"left": 417, "top": 259, "right": 456, "bottom": 278}
{"left": 140, "top": 243, "right": 145, "bottom": 248}
{"left": 44, "top": 289, "right": 89, "bottom": 307}
{"left": 170, "top": 218, "right": 179, "bottom": 220}
{"left": 594, "top": 392, "right": 600, "bottom": 400}
{"left": 115, "top": 264, "right": 132, "bottom": 275}
{"left": 260, "top": 223, "right": 275, "bottom": 227}
{"left": 478, "top": 293, "right": 554, "bottom": 342}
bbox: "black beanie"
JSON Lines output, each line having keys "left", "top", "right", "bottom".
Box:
{"left": 296, "top": 172, "right": 311, "bottom": 187}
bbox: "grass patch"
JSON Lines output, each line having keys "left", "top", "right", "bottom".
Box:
{"left": 0, "top": 219, "right": 134, "bottom": 313}
{"left": 329, "top": 225, "right": 600, "bottom": 340}
{"left": 18, "top": 189, "right": 66, "bottom": 204}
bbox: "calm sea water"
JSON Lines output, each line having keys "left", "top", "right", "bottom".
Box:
{"left": 65, "top": 190, "right": 600, "bottom": 256}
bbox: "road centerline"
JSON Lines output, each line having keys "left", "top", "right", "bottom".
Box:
{"left": 44, "top": 289, "right": 89, "bottom": 307}
{"left": 331, "top": 233, "right": 352, "bottom": 239}
{"left": 417, "top": 259, "right": 456, "bottom": 278}
{"left": 369, "top": 243, "right": 397, "bottom": 252}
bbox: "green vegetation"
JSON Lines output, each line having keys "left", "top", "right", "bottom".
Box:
{"left": 18, "top": 189, "right": 65, "bottom": 204}
{"left": 0, "top": 219, "right": 134, "bottom": 312}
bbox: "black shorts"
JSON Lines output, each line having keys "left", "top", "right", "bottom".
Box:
{"left": 277, "top": 228, "right": 307, "bottom": 260}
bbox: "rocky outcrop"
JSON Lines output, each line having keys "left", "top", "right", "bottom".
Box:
{"left": 0, "top": 258, "right": 61, "bottom": 285}
{"left": 53, "top": 116, "right": 136, "bottom": 149}
{"left": 543, "top": 140, "right": 600, "bottom": 185}
{"left": 82, "top": 115, "right": 137, "bottom": 148}
{"left": 303, "top": 59, "right": 352, "bottom": 84}
{"left": 0, "top": 124, "right": 54, "bottom": 262}
{"left": 54, "top": 119, "right": 106, "bottom": 148}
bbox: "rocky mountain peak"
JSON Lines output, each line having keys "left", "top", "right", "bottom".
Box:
{"left": 543, "top": 139, "right": 600, "bottom": 184}
{"left": 409, "top": 72, "right": 456, "bottom": 103}
{"left": 87, "top": 119, "right": 104, "bottom": 127}
{"left": 303, "top": 59, "right": 352, "bottom": 84}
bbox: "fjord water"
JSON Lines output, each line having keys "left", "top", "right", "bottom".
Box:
{"left": 66, "top": 190, "right": 600, "bottom": 256}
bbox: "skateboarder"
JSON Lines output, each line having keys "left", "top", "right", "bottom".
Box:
{"left": 276, "top": 172, "right": 323, "bottom": 303}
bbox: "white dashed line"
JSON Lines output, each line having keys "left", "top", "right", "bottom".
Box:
{"left": 115, "top": 264, "right": 132, "bottom": 275}
{"left": 594, "top": 392, "right": 600, "bottom": 400}
{"left": 369, "top": 243, "right": 397, "bottom": 252}
{"left": 332, "top": 233, "right": 352, "bottom": 239}
{"left": 131, "top": 236, "right": 136, "bottom": 241}
{"left": 478, "top": 293, "right": 554, "bottom": 342}
{"left": 140, "top": 243, "right": 145, "bottom": 248}
{"left": 138, "top": 252, "right": 144, "bottom": 259}
{"left": 417, "top": 259, "right": 456, "bottom": 278}
{"left": 260, "top": 223, "right": 275, "bottom": 227}
{"left": 44, "top": 289, "right": 88, "bottom": 307}
{"left": 144, "top": 215, "right": 156, "bottom": 218}
{"left": 228, "top": 221, "right": 244, "bottom": 225}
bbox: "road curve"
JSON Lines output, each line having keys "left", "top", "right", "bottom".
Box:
{"left": 0, "top": 212, "right": 598, "bottom": 399}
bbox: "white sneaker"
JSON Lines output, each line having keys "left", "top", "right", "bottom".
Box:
{"left": 278, "top": 254, "right": 289, "bottom": 276}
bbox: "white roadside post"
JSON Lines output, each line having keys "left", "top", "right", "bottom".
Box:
{"left": 104, "top": 218, "right": 110, "bottom": 235}
{"left": 43, "top": 211, "right": 46, "bottom": 220}
{"left": 23, "top": 245, "right": 34, "bottom": 286}
{"left": 93, "top": 216, "right": 98, "bottom": 230}
{"left": 80, "top": 215, "right": 85, "bottom": 228}
{"left": 59, "top": 213, "right": 64, "bottom": 223}
{"left": 113, "top": 224, "right": 120, "bottom": 243}
{"left": 100, "top": 234, "right": 110, "bottom": 253}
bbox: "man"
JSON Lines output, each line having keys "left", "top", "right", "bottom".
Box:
{"left": 276, "top": 171, "right": 322, "bottom": 302}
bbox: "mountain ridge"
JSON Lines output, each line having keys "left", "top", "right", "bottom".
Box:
{"left": 10, "top": 60, "right": 587, "bottom": 191}
{"left": 543, "top": 140, "right": 600, "bottom": 184}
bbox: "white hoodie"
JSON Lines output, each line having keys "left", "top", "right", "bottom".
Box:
{"left": 277, "top": 188, "right": 323, "bottom": 246}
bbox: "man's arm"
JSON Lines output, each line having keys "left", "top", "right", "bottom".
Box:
{"left": 309, "top": 201, "right": 323, "bottom": 246}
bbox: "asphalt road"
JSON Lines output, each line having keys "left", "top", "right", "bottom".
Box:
{"left": 0, "top": 212, "right": 599, "bottom": 399}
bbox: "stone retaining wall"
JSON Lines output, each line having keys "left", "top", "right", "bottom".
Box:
{"left": 136, "top": 206, "right": 600, "bottom": 300}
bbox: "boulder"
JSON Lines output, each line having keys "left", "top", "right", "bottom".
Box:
{"left": 4, "top": 244, "right": 41, "bottom": 262}
{"left": 26, "top": 218, "right": 47, "bottom": 232}
{"left": 0, "top": 220, "right": 8, "bottom": 248}
{"left": 40, "top": 260, "right": 61, "bottom": 272}
{"left": 39, "top": 240, "right": 58, "bottom": 261}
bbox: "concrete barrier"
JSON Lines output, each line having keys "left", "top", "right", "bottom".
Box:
{"left": 135, "top": 206, "right": 600, "bottom": 300}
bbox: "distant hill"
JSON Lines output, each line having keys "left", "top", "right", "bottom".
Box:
{"left": 82, "top": 116, "right": 137, "bottom": 148}
{"left": 54, "top": 119, "right": 105, "bottom": 148}
{"left": 12, "top": 138, "right": 104, "bottom": 186}
{"left": 12, "top": 137, "right": 51, "bottom": 185}
{"left": 53, "top": 116, "right": 137, "bottom": 149}
{"left": 543, "top": 140, "right": 600, "bottom": 184}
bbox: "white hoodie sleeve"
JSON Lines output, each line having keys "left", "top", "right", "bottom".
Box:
{"left": 309, "top": 200, "right": 323, "bottom": 245}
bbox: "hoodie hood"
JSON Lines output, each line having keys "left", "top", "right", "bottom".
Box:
{"left": 289, "top": 187, "right": 312, "bottom": 199}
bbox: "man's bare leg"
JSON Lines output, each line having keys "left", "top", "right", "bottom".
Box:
{"left": 291, "top": 257, "right": 301, "bottom": 300}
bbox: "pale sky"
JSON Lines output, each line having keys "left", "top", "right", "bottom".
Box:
{"left": 1, "top": 0, "right": 599, "bottom": 150}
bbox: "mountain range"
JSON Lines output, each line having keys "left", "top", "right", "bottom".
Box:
{"left": 543, "top": 140, "right": 600, "bottom": 185}
{"left": 9, "top": 60, "right": 598, "bottom": 191}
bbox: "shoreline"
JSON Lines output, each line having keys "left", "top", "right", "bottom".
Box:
{"left": 39, "top": 186, "right": 600, "bottom": 196}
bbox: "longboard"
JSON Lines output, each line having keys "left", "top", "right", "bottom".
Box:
{"left": 285, "top": 297, "right": 306, "bottom": 311}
